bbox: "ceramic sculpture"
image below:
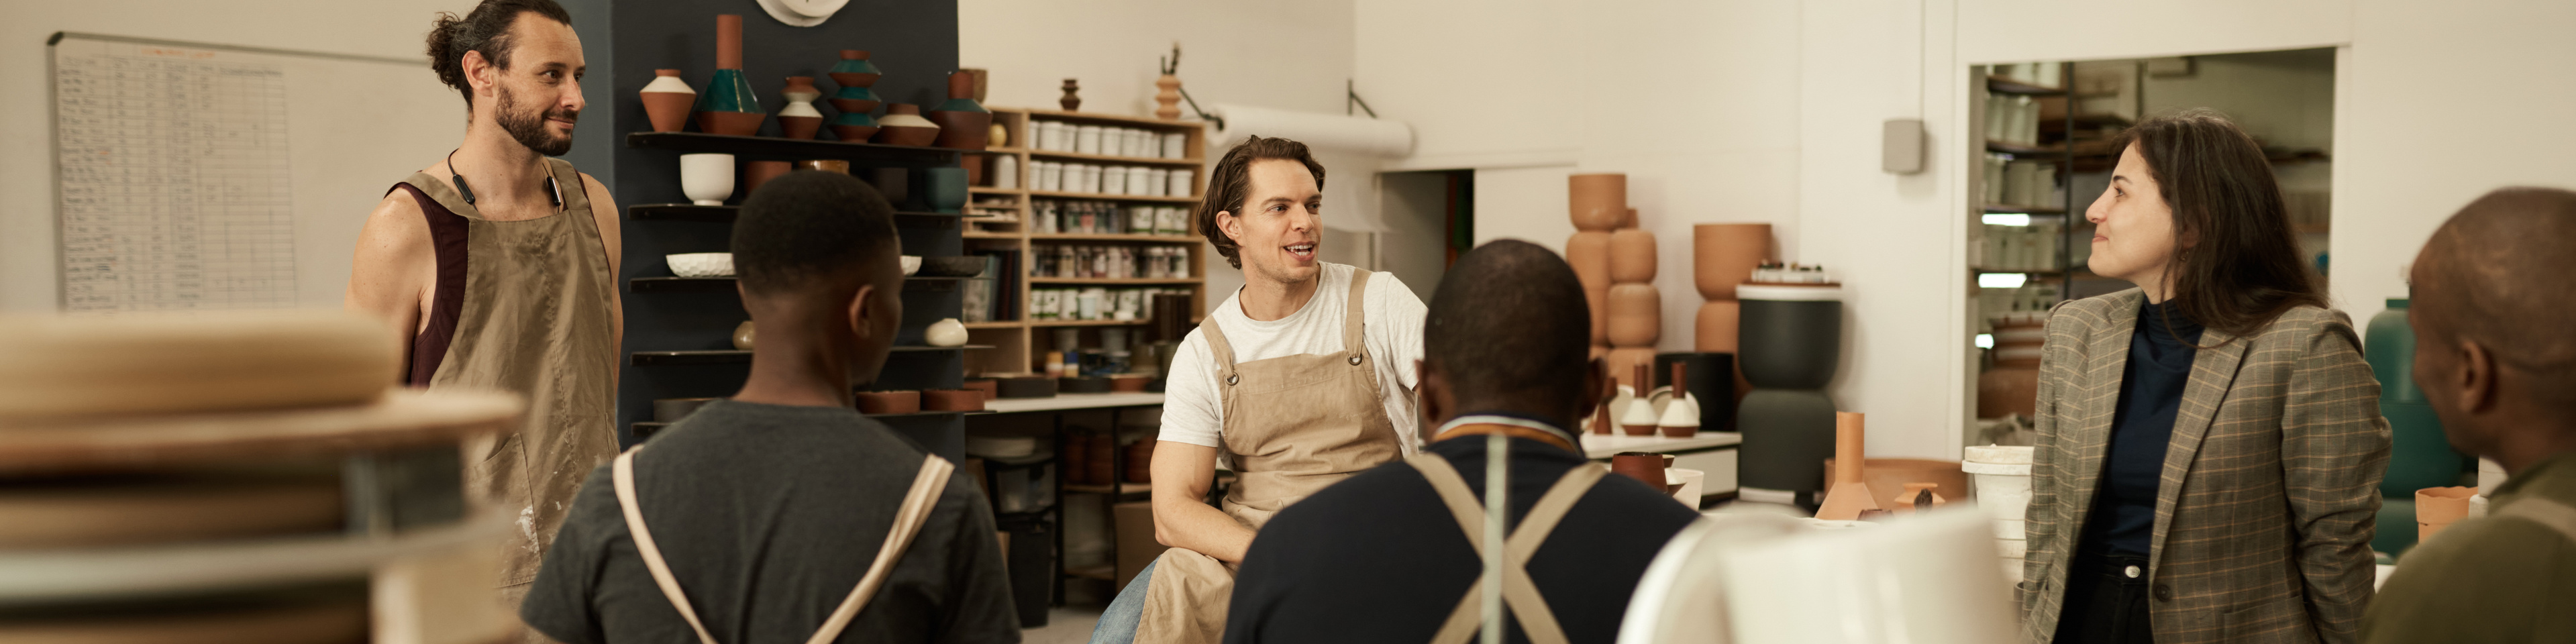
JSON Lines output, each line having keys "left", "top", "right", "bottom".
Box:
{"left": 692, "top": 15, "right": 764, "bottom": 136}
{"left": 829, "top": 112, "right": 878, "bottom": 142}
{"left": 1060, "top": 78, "right": 1082, "bottom": 111}
{"left": 1657, "top": 363, "right": 1700, "bottom": 437}
{"left": 1574, "top": 173, "right": 1663, "bottom": 385}
{"left": 678, "top": 154, "right": 734, "bottom": 205}
{"left": 874, "top": 103, "right": 941, "bottom": 146}
{"left": 639, "top": 69, "right": 695, "bottom": 133}
{"left": 1155, "top": 46, "right": 1184, "bottom": 120}
{"left": 1814, "top": 412, "right": 1882, "bottom": 520}
{"left": 929, "top": 70, "right": 992, "bottom": 150}
{"left": 1735, "top": 279, "right": 1844, "bottom": 506}
{"left": 1565, "top": 231, "right": 1612, "bottom": 346}
{"left": 1591, "top": 376, "right": 1620, "bottom": 435}
{"left": 1653, "top": 352, "right": 1737, "bottom": 433}
{"left": 926, "top": 318, "right": 970, "bottom": 347}
{"left": 1609, "top": 228, "right": 1657, "bottom": 282}
{"left": 829, "top": 85, "right": 882, "bottom": 115}
{"left": 1693, "top": 223, "right": 1773, "bottom": 399}
{"left": 827, "top": 50, "right": 882, "bottom": 89}
{"left": 777, "top": 76, "right": 823, "bottom": 140}
{"left": 1620, "top": 365, "right": 1662, "bottom": 437}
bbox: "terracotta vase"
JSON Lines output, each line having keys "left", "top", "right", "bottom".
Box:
{"left": 929, "top": 70, "right": 993, "bottom": 150}
{"left": 1568, "top": 174, "right": 1627, "bottom": 231}
{"left": 1694, "top": 223, "right": 1773, "bottom": 301}
{"left": 1591, "top": 376, "right": 1618, "bottom": 435}
{"left": 1623, "top": 207, "right": 1639, "bottom": 229}
{"left": 692, "top": 15, "right": 764, "bottom": 137}
{"left": 1155, "top": 74, "right": 1182, "bottom": 120}
{"left": 777, "top": 76, "right": 823, "bottom": 140}
{"left": 1060, "top": 78, "right": 1082, "bottom": 111}
{"left": 1586, "top": 286, "right": 1610, "bottom": 346}
{"left": 1565, "top": 231, "right": 1613, "bottom": 291}
{"left": 639, "top": 69, "right": 696, "bottom": 133}
{"left": 1695, "top": 300, "right": 1740, "bottom": 353}
{"left": 1611, "top": 451, "right": 1676, "bottom": 489}
{"left": 1978, "top": 365, "right": 2041, "bottom": 418}
{"left": 874, "top": 103, "right": 941, "bottom": 146}
{"left": 742, "top": 161, "right": 792, "bottom": 195}
{"left": 2417, "top": 486, "right": 2477, "bottom": 542}
{"left": 1606, "top": 283, "right": 1661, "bottom": 347}
{"left": 1814, "top": 412, "right": 1884, "bottom": 521}
{"left": 1609, "top": 229, "right": 1658, "bottom": 282}
{"left": 829, "top": 112, "right": 879, "bottom": 142}
{"left": 829, "top": 86, "right": 882, "bottom": 116}
{"left": 827, "top": 50, "right": 882, "bottom": 89}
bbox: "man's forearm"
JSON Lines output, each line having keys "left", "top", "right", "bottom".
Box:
{"left": 1155, "top": 494, "right": 1254, "bottom": 562}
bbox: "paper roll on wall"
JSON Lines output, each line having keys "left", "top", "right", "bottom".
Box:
{"left": 1211, "top": 103, "right": 1413, "bottom": 156}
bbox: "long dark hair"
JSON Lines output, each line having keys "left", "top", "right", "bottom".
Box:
{"left": 2117, "top": 110, "right": 2324, "bottom": 341}
{"left": 1195, "top": 136, "right": 1325, "bottom": 269}
{"left": 425, "top": 0, "right": 572, "bottom": 109}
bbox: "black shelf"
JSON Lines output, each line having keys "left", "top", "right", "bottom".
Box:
{"left": 626, "top": 203, "right": 985, "bottom": 227}
{"left": 629, "top": 275, "right": 978, "bottom": 293}
{"left": 631, "top": 345, "right": 994, "bottom": 366}
{"left": 626, "top": 131, "right": 966, "bottom": 168}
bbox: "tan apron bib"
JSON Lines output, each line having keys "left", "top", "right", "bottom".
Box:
{"left": 613, "top": 448, "right": 955, "bottom": 644}
{"left": 393, "top": 158, "right": 617, "bottom": 591}
{"left": 1406, "top": 445, "right": 1600, "bottom": 644}
{"left": 1134, "top": 270, "right": 1406, "bottom": 643}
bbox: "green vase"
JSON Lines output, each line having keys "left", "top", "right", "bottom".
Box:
{"left": 2367, "top": 298, "right": 2468, "bottom": 497}
{"left": 690, "top": 15, "right": 763, "bottom": 136}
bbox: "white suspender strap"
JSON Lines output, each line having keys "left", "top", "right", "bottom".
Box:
{"left": 615, "top": 448, "right": 956, "bottom": 644}
{"left": 1406, "top": 453, "right": 1602, "bottom": 644}
{"left": 2497, "top": 496, "right": 2576, "bottom": 545}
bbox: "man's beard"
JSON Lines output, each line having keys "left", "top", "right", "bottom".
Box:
{"left": 496, "top": 85, "right": 576, "bottom": 156}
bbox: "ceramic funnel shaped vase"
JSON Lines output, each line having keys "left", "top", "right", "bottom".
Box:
{"left": 1658, "top": 363, "right": 1700, "bottom": 437}
{"left": 639, "top": 69, "right": 696, "bottom": 133}
{"left": 1655, "top": 352, "right": 1735, "bottom": 432}
{"left": 1814, "top": 412, "right": 1883, "bottom": 520}
{"left": 929, "top": 70, "right": 992, "bottom": 150}
{"left": 828, "top": 50, "right": 882, "bottom": 89}
{"left": 776, "top": 76, "right": 823, "bottom": 140}
{"left": 692, "top": 15, "right": 763, "bottom": 136}
{"left": 874, "top": 103, "right": 941, "bottom": 146}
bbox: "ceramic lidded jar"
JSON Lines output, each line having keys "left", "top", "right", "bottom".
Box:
{"left": 828, "top": 50, "right": 882, "bottom": 88}
{"left": 639, "top": 69, "right": 695, "bottom": 133}
{"left": 928, "top": 70, "right": 992, "bottom": 150}
{"left": 874, "top": 103, "right": 941, "bottom": 146}
{"left": 692, "top": 15, "right": 764, "bottom": 136}
{"left": 776, "top": 76, "right": 824, "bottom": 140}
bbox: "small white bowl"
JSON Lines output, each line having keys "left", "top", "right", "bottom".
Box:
{"left": 666, "top": 253, "right": 735, "bottom": 278}
{"left": 903, "top": 255, "right": 923, "bottom": 276}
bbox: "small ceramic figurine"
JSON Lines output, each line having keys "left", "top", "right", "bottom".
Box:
{"left": 1155, "top": 44, "right": 1184, "bottom": 120}
{"left": 925, "top": 318, "right": 969, "bottom": 347}
{"left": 1060, "top": 78, "right": 1082, "bottom": 111}
{"left": 733, "top": 321, "right": 756, "bottom": 350}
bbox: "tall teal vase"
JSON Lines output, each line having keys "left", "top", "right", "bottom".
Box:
{"left": 2367, "top": 298, "right": 2471, "bottom": 556}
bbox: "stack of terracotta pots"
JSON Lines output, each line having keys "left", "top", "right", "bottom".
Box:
{"left": 1692, "top": 224, "right": 1775, "bottom": 398}
{"left": 1565, "top": 173, "right": 1662, "bottom": 389}
{"left": 1978, "top": 312, "right": 2048, "bottom": 418}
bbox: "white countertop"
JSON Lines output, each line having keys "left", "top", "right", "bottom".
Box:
{"left": 1580, "top": 431, "right": 1742, "bottom": 460}
{"left": 982, "top": 392, "right": 1166, "bottom": 413}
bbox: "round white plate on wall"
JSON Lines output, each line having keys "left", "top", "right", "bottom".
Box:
{"left": 756, "top": 0, "right": 847, "bottom": 27}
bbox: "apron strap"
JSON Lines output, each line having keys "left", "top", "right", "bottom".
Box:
{"left": 615, "top": 448, "right": 956, "bottom": 644}
{"left": 2497, "top": 497, "right": 2576, "bottom": 545}
{"left": 1341, "top": 269, "right": 1382, "bottom": 391}
{"left": 1406, "top": 453, "right": 1600, "bottom": 644}
{"left": 1199, "top": 315, "right": 1241, "bottom": 389}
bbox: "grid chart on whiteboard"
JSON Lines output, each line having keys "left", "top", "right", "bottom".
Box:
{"left": 55, "top": 46, "right": 295, "bottom": 311}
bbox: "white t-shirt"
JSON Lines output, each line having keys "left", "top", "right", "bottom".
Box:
{"left": 1162, "top": 262, "right": 1428, "bottom": 455}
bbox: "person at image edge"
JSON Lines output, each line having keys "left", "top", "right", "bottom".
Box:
{"left": 2021, "top": 111, "right": 2389, "bottom": 644}
{"left": 344, "top": 0, "right": 622, "bottom": 619}
{"left": 1088, "top": 136, "right": 1431, "bottom": 644}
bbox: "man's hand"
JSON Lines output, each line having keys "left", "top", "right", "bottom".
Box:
{"left": 1149, "top": 441, "right": 1255, "bottom": 562}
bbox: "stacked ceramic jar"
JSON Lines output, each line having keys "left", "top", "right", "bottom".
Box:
{"left": 1965, "top": 445, "right": 2037, "bottom": 584}
{"left": 1735, "top": 269, "right": 1844, "bottom": 506}
{"left": 1692, "top": 224, "right": 1773, "bottom": 402}
{"left": 1564, "top": 174, "right": 1663, "bottom": 390}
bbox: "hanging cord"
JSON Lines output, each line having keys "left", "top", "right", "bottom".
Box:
{"left": 1480, "top": 433, "right": 1508, "bottom": 644}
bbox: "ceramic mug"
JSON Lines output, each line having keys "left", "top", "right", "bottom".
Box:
{"left": 679, "top": 154, "right": 735, "bottom": 205}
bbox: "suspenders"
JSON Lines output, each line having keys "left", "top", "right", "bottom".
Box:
{"left": 1405, "top": 453, "right": 1604, "bottom": 644}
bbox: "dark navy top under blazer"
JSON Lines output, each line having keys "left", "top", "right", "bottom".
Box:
{"left": 2084, "top": 297, "right": 2206, "bottom": 557}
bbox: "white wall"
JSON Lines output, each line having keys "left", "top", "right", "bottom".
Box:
{"left": 0, "top": 0, "right": 479, "bottom": 312}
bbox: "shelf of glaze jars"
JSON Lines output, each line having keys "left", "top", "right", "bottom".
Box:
{"left": 1025, "top": 190, "right": 1199, "bottom": 204}
{"left": 1027, "top": 277, "right": 1198, "bottom": 285}
{"left": 1026, "top": 150, "right": 1204, "bottom": 168}
{"left": 625, "top": 131, "right": 965, "bottom": 167}
{"left": 630, "top": 345, "right": 994, "bottom": 366}
{"left": 628, "top": 276, "right": 977, "bottom": 293}
{"left": 1030, "top": 233, "right": 1198, "bottom": 242}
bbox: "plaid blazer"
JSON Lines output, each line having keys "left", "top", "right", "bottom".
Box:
{"left": 2020, "top": 289, "right": 2390, "bottom": 644}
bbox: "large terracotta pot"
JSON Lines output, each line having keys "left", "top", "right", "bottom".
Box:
{"left": 1608, "top": 229, "right": 1657, "bottom": 282}
{"left": 1606, "top": 283, "right": 1661, "bottom": 347}
{"left": 1569, "top": 174, "right": 1627, "bottom": 231}
{"left": 1564, "top": 231, "right": 1613, "bottom": 291}
{"left": 929, "top": 70, "right": 992, "bottom": 150}
{"left": 1694, "top": 300, "right": 1739, "bottom": 353}
{"left": 1694, "top": 223, "right": 1773, "bottom": 301}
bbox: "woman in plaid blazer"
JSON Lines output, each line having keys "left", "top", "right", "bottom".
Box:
{"left": 2020, "top": 111, "right": 2391, "bottom": 644}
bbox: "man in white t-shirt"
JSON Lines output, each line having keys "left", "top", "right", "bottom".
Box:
{"left": 1088, "top": 136, "right": 1427, "bottom": 644}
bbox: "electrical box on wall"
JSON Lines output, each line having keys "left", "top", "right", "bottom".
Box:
{"left": 1882, "top": 118, "right": 1924, "bottom": 174}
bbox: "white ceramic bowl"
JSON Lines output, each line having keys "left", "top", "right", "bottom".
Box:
{"left": 903, "top": 255, "right": 923, "bottom": 276}
{"left": 666, "top": 253, "right": 735, "bottom": 278}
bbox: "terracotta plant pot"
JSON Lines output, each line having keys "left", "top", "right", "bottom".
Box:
{"left": 1978, "top": 364, "right": 2041, "bottom": 418}
{"left": 743, "top": 161, "right": 792, "bottom": 196}
{"left": 827, "top": 50, "right": 882, "bottom": 89}
{"left": 856, "top": 390, "right": 921, "bottom": 415}
{"left": 1694, "top": 223, "right": 1773, "bottom": 301}
{"left": 1565, "top": 231, "right": 1613, "bottom": 290}
{"left": 929, "top": 70, "right": 992, "bottom": 150}
{"left": 1568, "top": 174, "right": 1627, "bottom": 231}
{"left": 874, "top": 103, "right": 941, "bottom": 146}
{"left": 921, "top": 389, "right": 984, "bottom": 411}
{"left": 1610, "top": 451, "right": 1676, "bottom": 489}
{"left": 1606, "top": 283, "right": 1661, "bottom": 347}
{"left": 1695, "top": 300, "right": 1740, "bottom": 353}
{"left": 1609, "top": 229, "right": 1658, "bottom": 282}
{"left": 639, "top": 69, "right": 695, "bottom": 133}
{"left": 2417, "top": 486, "right": 2477, "bottom": 542}
{"left": 691, "top": 15, "right": 763, "bottom": 137}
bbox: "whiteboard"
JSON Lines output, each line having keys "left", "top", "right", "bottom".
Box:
{"left": 50, "top": 32, "right": 462, "bottom": 311}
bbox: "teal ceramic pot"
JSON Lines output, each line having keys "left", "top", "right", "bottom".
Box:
{"left": 924, "top": 167, "right": 969, "bottom": 213}
{"left": 692, "top": 16, "right": 762, "bottom": 136}
{"left": 828, "top": 49, "right": 882, "bottom": 88}
{"left": 828, "top": 112, "right": 878, "bottom": 143}
{"left": 928, "top": 71, "right": 992, "bottom": 150}
{"left": 829, "top": 86, "right": 881, "bottom": 115}
{"left": 2367, "top": 299, "right": 2468, "bottom": 496}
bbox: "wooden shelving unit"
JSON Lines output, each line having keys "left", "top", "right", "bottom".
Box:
{"left": 955, "top": 107, "right": 1213, "bottom": 376}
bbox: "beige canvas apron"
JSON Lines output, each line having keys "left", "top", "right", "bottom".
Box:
{"left": 1133, "top": 270, "right": 1406, "bottom": 644}
{"left": 612, "top": 448, "right": 956, "bottom": 644}
{"left": 1405, "top": 444, "right": 1600, "bottom": 644}
{"left": 393, "top": 158, "right": 617, "bottom": 593}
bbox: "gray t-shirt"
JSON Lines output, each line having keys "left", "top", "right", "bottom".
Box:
{"left": 521, "top": 400, "right": 1019, "bottom": 644}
